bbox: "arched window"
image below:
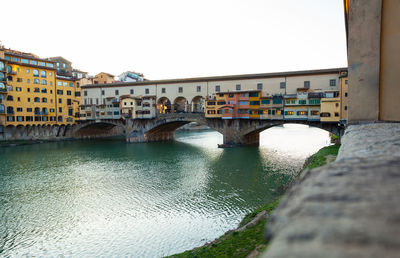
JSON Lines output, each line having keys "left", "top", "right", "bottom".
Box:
{"left": 41, "top": 79, "right": 47, "bottom": 85}
{"left": 0, "top": 61, "right": 4, "bottom": 71}
{"left": 34, "top": 88, "right": 40, "bottom": 93}
{"left": 34, "top": 107, "right": 40, "bottom": 115}
{"left": 6, "top": 66, "right": 12, "bottom": 73}
{"left": 0, "top": 73, "right": 4, "bottom": 81}
{"left": 0, "top": 104, "right": 5, "bottom": 113}
{"left": 42, "top": 97, "right": 47, "bottom": 103}
{"left": 33, "top": 69, "right": 39, "bottom": 77}
{"left": 41, "top": 88, "right": 47, "bottom": 93}
{"left": 33, "top": 79, "right": 39, "bottom": 84}
{"left": 41, "top": 70, "right": 46, "bottom": 78}
{"left": 34, "top": 97, "right": 40, "bottom": 103}
{"left": 7, "top": 75, "right": 12, "bottom": 81}
{"left": 7, "top": 106, "right": 14, "bottom": 114}
{"left": 6, "top": 95, "right": 13, "bottom": 101}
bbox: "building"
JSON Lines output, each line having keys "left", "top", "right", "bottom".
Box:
{"left": 72, "top": 69, "right": 88, "bottom": 80}
{"left": 47, "top": 56, "right": 73, "bottom": 77}
{"left": 120, "top": 95, "right": 139, "bottom": 119}
{"left": 118, "top": 71, "right": 145, "bottom": 82}
{"left": 320, "top": 91, "right": 340, "bottom": 122}
{"left": 136, "top": 96, "right": 156, "bottom": 119}
{"left": 93, "top": 72, "right": 115, "bottom": 84}
{"left": 81, "top": 68, "right": 347, "bottom": 122}
{"left": 55, "top": 76, "right": 80, "bottom": 124}
{"left": 1, "top": 48, "right": 58, "bottom": 126}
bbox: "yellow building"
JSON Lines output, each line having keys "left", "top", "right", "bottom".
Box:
{"left": 0, "top": 47, "right": 82, "bottom": 127}
{"left": 205, "top": 93, "right": 225, "bottom": 118}
{"left": 248, "top": 91, "right": 261, "bottom": 119}
{"left": 1, "top": 49, "right": 57, "bottom": 126}
{"left": 93, "top": 72, "right": 115, "bottom": 84}
{"left": 320, "top": 91, "right": 340, "bottom": 122}
{"left": 120, "top": 95, "right": 139, "bottom": 119}
{"left": 339, "top": 76, "right": 348, "bottom": 123}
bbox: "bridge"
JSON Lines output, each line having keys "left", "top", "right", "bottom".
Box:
{"left": 71, "top": 113, "right": 344, "bottom": 147}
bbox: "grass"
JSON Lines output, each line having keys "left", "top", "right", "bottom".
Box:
{"left": 167, "top": 144, "right": 341, "bottom": 258}
{"left": 305, "top": 144, "right": 341, "bottom": 169}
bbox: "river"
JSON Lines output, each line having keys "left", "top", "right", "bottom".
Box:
{"left": 0, "top": 124, "right": 330, "bottom": 257}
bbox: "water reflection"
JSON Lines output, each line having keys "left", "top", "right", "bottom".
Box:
{"left": 0, "top": 125, "right": 330, "bottom": 257}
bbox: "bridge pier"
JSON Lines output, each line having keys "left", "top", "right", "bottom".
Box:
{"left": 221, "top": 120, "right": 261, "bottom": 147}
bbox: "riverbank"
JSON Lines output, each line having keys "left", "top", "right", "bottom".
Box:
{"left": 167, "top": 144, "right": 340, "bottom": 258}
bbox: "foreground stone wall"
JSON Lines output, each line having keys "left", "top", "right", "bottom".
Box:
{"left": 263, "top": 123, "right": 400, "bottom": 258}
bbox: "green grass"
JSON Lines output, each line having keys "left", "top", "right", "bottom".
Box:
{"left": 167, "top": 144, "right": 341, "bottom": 258}
{"left": 168, "top": 199, "right": 281, "bottom": 258}
{"left": 305, "top": 144, "right": 341, "bottom": 169}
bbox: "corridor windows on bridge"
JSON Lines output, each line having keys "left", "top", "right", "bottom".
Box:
{"left": 197, "top": 86, "right": 201, "bottom": 92}
{"left": 304, "top": 81, "right": 310, "bottom": 88}
{"left": 162, "top": 88, "right": 166, "bottom": 93}
{"left": 215, "top": 85, "right": 220, "bottom": 92}
{"left": 330, "top": 79, "right": 336, "bottom": 86}
{"left": 178, "top": 87, "right": 183, "bottom": 93}
{"left": 115, "top": 90, "right": 119, "bottom": 96}
{"left": 145, "top": 88, "right": 150, "bottom": 94}
{"left": 101, "top": 90, "right": 105, "bottom": 95}
{"left": 236, "top": 84, "right": 241, "bottom": 90}
{"left": 130, "top": 89, "right": 134, "bottom": 94}
{"left": 280, "top": 82, "right": 286, "bottom": 89}
{"left": 257, "top": 83, "right": 263, "bottom": 90}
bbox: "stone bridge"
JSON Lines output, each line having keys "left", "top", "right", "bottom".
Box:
{"left": 71, "top": 113, "right": 344, "bottom": 147}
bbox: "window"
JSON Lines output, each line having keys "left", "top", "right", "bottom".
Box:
{"left": 27, "top": 79, "right": 30, "bottom": 84}
{"left": 330, "top": 79, "right": 336, "bottom": 86}
{"left": 17, "top": 116, "right": 24, "bottom": 122}
{"left": 215, "top": 85, "right": 220, "bottom": 92}
{"left": 207, "top": 101, "right": 215, "bottom": 106}
{"left": 41, "top": 71, "right": 46, "bottom": 78}
{"left": 17, "top": 107, "right": 23, "bottom": 112}
{"left": 58, "top": 98, "right": 62, "bottom": 104}
{"left": 67, "top": 90, "right": 71, "bottom": 96}
{"left": 69, "top": 83, "right": 73, "bottom": 87}
{"left": 240, "top": 101, "right": 248, "bottom": 105}
{"left": 335, "top": 112, "right": 339, "bottom": 117}
{"left": 38, "top": 61, "right": 45, "bottom": 66}
{"left": 21, "top": 58, "right": 29, "bottom": 64}
{"left": 261, "top": 99, "right": 270, "bottom": 105}
{"left": 27, "top": 98, "right": 30, "bottom": 102}
{"left": 33, "top": 79, "right": 39, "bottom": 84}
{"left": 249, "top": 92, "right": 259, "bottom": 97}
{"left": 298, "top": 100, "right": 307, "bottom": 105}
{"left": 42, "top": 98, "right": 47, "bottom": 103}
{"left": 115, "top": 90, "right": 119, "bottom": 95}
{"left": 17, "top": 78, "right": 23, "bottom": 82}
{"left": 145, "top": 88, "right": 149, "bottom": 94}
{"left": 84, "top": 91, "right": 87, "bottom": 96}
{"left": 6, "top": 95, "right": 13, "bottom": 101}
{"left": 257, "top": 83, "right": 263, "bottom": 90}
{"left": 285, "top": 111, "right": 294, "bottom": 115}
{"left": 17, "top": 97, "right": 20, "bottom": 102}
{"left": 229, "top": 93, "right": 234, "bottom": 98}
{"left": 47, "top": 63, "right": 54, "bottom": 68}
{"left": 59, "top": 107, "right": 62, "bottom": 113}
{"left": 178, "top": 87, "right": 183, "bottom": 93}
{"left": 33, "top": 69, "right": 39, "bottom": 77}
{"left": 57, "top": 90, "right": 63, "bottom": 95}
{"left": 345, "top": 79, "right": 348, "bottom": 84}
{"left": 249, "top": 101, "right": 260, "bottom": 105}
{"left": 57, "top": 81, "right": 63, "bottom": 86}
{"left": 162, "top": 88, "right": 166, "bottom": 93}
{"left": 345, "top": 92, "right": 348, "bottom": 97}
{"left": 273, "top": 98, "right": 282, "bottom": 104}
{"left": 50, "top": 109, "right": 55, "bottom": 113}
{"left": 335, "top": 103, "right": 339, "bottom": 107}
{"left": 12, "top": 57, "right": 20, "bottom": 62}
{"left": 41, "top": 79, "right": 47, "bottom": 85}
{"left": 26, "top": 69, "right": 30, "bottom": 74}
{"left": 63, "top": 82, "right": 68, "bottom": 86}
{"left": 345, "top": 106, "right": 348, "bottom": 110}
{"left": 197, "top": 86, "right": 201, "bottom": 92}
{"left": 16, "top": 87, "right": 22, "bottom": 92}
{"left": 280, "top": 82, "right": 286, "bottom": 89}
{"left": 130, "top": 89, "right": 134, "bottom": 94}
{"left": 68, "top": 108, "right": 73, "bottom": 116}
{"left": 4, "top": 56, "right": 10, "bottom": 61}
{"left": 67, "top": 99, "right": 72, "bottom": 105}
{"left": 236, "top": 84, "right": 241, "bottom": 90}
{"left": 34, "top": 97, "right": 40, "bottom": 102}
{"left": 101, "top": 90, "right": 105, "bottom": 95}
{"left": 297, "top": 111, "right": 307, "bottom": 116}
{"left": 75, "top": 92, "right": 81, "bottom": 97}
{"left": 304, "top": 81, "right": 310, "bottom": 88}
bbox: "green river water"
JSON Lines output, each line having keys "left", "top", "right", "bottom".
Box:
{"left": 0, "top": 125, "right": 330, "bottom": 257}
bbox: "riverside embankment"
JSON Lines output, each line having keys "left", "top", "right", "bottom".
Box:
{"left": 168, "top": 144, "right": 340, "bottom": 258}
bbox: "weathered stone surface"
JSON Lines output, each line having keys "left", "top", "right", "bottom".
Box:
{"left": 263, "top": 123, "right": 400, "bottom": 258}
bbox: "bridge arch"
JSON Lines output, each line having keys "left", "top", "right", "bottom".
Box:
{"left": 191, "top": 95, "right": 204, "bottom": 113}
{"left": 157, "top": 97, "right": 172, "bottom": 114}
{"left": 73, "top": 120, "right": 125, "bottom": 138}
{"left": 173, "top": 96, "right": 188, "bottom": 113}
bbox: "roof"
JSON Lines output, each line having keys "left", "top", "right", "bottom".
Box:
{"left": 81, "top": 67, "right": 348, "bottom": 89}
{"left": 220, "top": 89, "right": 261, "bottom": 94}
{"left": 96, "top": 72, "right": 115, "bottom": 78}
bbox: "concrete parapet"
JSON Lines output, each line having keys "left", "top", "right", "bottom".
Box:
{"left": 263, "top": 123, "right": 400, "bottom": 258}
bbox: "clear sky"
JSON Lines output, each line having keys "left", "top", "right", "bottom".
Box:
{"left": 2, "top": 0, "right": 347, "bottom": 80}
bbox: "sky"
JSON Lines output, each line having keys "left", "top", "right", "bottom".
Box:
{"left": 2, "top": 0, "right": 347, "bottom": 80}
